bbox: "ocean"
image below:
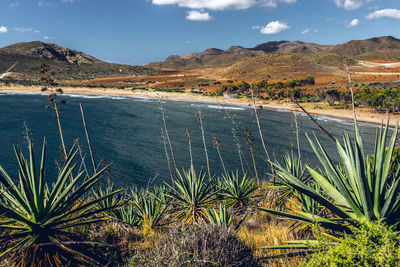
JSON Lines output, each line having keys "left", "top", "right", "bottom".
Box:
{"left": 0, "top": 93, "right": 382, "bottom": 188}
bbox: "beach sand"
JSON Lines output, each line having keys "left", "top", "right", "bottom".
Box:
{"left": 0, "top": 86, "right": 398, "bottom": 127}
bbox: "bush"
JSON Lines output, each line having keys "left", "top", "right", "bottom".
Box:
{"left": 131, "top": 224, "right": 258, "bottom": 266}
{"left": 304, "top": 222, "right": 400, "bottom": 266}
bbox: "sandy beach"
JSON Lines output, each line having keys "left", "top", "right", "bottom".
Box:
{"left": 0, "top": 85, "right": 398, "bottom": 127}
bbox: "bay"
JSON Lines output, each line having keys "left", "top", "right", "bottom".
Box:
{"left": 0, "top": 93, "right": 380, "bottom": 188}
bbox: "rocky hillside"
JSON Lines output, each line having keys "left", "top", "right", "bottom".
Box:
{"left": 148, "top": 36, "right": 400, "bottom": 70}
{"left": 0, "top": 41, "right": 159, "bottom": 80}
{"left": 329, "top": 36, "right": 400, "bottom": 56}
{"left": 0, "top": 41, "right": 100, "bottom": 65}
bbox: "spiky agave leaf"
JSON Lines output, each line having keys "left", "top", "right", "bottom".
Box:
{"left": 131, "top": 188, "right": 169, "bottom": 232}
{"left": 0, "top": 139, "right": 122, "bottom": 265}
{"left": 167, "top": 169, "right": 216, "bottom": 224}
{"left": 258, "top": 121, "right": 400, "bottom": 258}
{"left": 218, "top": 171, "right": 258, "bottom": 209}
{"left": 206, "top": 203, "right": 247, "bottom": 232}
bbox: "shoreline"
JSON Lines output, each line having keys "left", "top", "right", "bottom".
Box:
{"left": 0, "top": 86, "right": 398, "bottom": 127}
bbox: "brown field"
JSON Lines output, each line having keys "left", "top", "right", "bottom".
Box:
{"left": 67, "top": 60, "right": 400, "bottom": 94}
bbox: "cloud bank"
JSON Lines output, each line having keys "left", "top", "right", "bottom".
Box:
{"left": 367, "top": 9, "right": 400, "bottom": 20}
{"left": 333, "top": 0, "right": 373, "bottom": 10}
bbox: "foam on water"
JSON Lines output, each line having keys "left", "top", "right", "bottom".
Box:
{"left": 207, "top": 105, "right": 246, "bottom": 111}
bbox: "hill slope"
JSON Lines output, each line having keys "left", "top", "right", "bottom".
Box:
{"left": 148, "top": 36, "right": 400, "bottom": 70}
{"left": 0, "top": 41, "right": 158, "bottom": 80}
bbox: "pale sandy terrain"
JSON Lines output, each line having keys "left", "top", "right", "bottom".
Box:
{"left": 0, "top": 86, "right": 398, "bottom": 127}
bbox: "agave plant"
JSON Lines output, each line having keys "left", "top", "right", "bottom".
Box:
{"left": 119, "top": 204, "right": 141, "bottom": 228}
{"left": 131, "top": 188, "right": 169, "bottom": 235}
{"left": 92, "top": 182, "right": 125, "bottom": 217}
{"left": 259, "top": 121, "right": 400, "bottom": 235}
{"left": 0, "top": 139, "right": 121, "bottom": 265}
{"left": 206, "top": 204, "right": 247, "bottom": 232}
{"left": 167, "top": 169, "right": 216, "bottom": 224}
{"left": 268, "top": 154, "right": 308, "bottom": 206}
{"left": 218, "top": 171, "right": 258, "bottom": 209}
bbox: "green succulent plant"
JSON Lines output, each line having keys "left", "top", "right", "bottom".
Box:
{"left": 0, "top": 139, "right": 121, "bottom": 265}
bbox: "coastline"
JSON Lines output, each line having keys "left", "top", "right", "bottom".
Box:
{"left": 0, "top": 86, "right": 398, "bottom": 127}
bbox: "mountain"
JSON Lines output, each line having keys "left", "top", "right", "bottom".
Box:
{"left": 328, "top": 36, "right": 400, "bottom": 56}
{"left": 252, "top": 40, "right": 330, "bottom": 54}
{"left": 0, "top": 41, "right": 100, "bottom": 65}
{"left": 0, "top": 41, "right": 158, "bottom": 80}
{"left": 148, "top": 36, "right": 400, "bottom": 70}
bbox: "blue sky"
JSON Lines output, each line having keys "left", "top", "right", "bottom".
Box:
{"left": 0, "top": 0, "right": 400, "bottom": 65}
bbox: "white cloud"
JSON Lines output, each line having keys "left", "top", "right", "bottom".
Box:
{"left": 259, "top": 21, "right": 289, "bottom": 34}
{"left": 366, "top": 8, "right": 400, "bottom": 19}
{"left": 43, "top": 36, "right": 50, "bottom": 40}
{"left": 301, "top": 29, "right": 310, "bottom": 34}
{"left": 61, "top": 0, "right": 75, "bottom": 2}
{"left": 261, "top": 0, "right": 296, "bottom": 8}
{"left": 14, "top": 27, "right": 33, "bottom": 32}
{"left": 186, "top": 10, "right": 212, "bottom": 21}
{"left": 0, "top": 26, "right": 8, "bottom": 33}
{"left": 35, "top": 30, "right": 40, "bottom": 33}
{"left": 345, "top": 18, "right": 360, "bottom": 27}
{"left": 152, "top": 0, "right": 295, "bottom": 10}
{"left": 333, "top": 0, "right": 374, "bottom": 10}
{"left": 152, "top": 0, "right": 255, "bottom": 10}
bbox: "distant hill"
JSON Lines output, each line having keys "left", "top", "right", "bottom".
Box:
{"left": 0, "top": 41, "right": 159, "bottom": 80}
{"left": 208, "top": 53, "right": 357, "bottom": 80}
{"left": 329, "top": 36, "right": 400, "bottom": 56}
{"left": 148, "top": 36, "right": 400, "bottom": 70}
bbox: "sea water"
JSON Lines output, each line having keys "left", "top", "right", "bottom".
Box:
{"left": 0, "top": 93, "right": 381, "bottom": 188}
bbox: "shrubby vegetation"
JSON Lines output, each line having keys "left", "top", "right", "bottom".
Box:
{"left": 305, "top": 222, "right": 400, "bottom": 266}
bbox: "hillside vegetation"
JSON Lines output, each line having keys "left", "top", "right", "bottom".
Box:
{"left": 208, "top": 53, "right": 356, "bottom": 80}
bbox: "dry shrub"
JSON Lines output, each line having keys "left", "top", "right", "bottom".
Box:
{"left": 131, "top": 224, "right": 258, "bottom": 266}
{"left": 88, "top": 220, "right": 142, "bottom": 265}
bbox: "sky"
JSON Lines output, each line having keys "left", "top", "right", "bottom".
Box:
{"left": 0, "top": 0, "right": 400, "bottom": 65}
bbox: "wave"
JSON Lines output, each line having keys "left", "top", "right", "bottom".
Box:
{"left": 207, "top": 105, "right": 247, "bottom": 111}
{"left": 63, "top": 94, "right": 110, "bottom": 99}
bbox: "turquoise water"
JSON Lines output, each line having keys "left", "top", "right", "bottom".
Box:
{"left": 0, "top": 93, "right": 381, "bottom": 188}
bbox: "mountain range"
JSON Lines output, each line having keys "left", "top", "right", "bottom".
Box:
{"left": 148, "top": 36, "right": 400, "bottom": 70}
{"left": 1, "top": 36, "right": 400, "bottom": 81}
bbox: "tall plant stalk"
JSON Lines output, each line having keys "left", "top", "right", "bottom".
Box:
{"left": 162, "top": 134, "right": 174, "bottom": 183}
{"left": 80, "top": 103, "right": 97, "bottom": 174}
{"left": 159, "top": 98, "right": 178, "bottom": 173}
{"left": 213, "top": 135, "right": 228, "bottom": 177}
{"left": 250, "top": 84, "right": 274, "bottom": 177}
{"left": 244, "top": 127, "right": 259, "bottom": 184}
{"left": 233, "top": 129, "right": 247, "bottom": 176}
{"left": 198, "top": 110, "right": 212, "bottom": 181}
{"left": 293, "top": 113, "right": 302, "bottom": 169}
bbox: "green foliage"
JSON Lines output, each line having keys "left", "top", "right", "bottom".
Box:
{"left": 305, "top": 222, "right": 400, "bottom": 266}
{"left": 93, "top": 182, "right": 124, "bottom": 217}
{"left": 206, "top": 204, "right": 247, "bottom": 232}
{"left": 218, "top": 171, "right": 258, "bottom": 209}
{"left": 131, "top": 188, "right": 169, "bottom": 234}
{"left": 259, "top": 121, "right": 400, "bottom": 242}
{"left": 167, "top": 170, "right": 216, "bottom": 224}
{"left": 0, "top": 139, "right": 121, "bottom": 264}
{"left": 355, "top": 88, "right": 400, "bottom": 113}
